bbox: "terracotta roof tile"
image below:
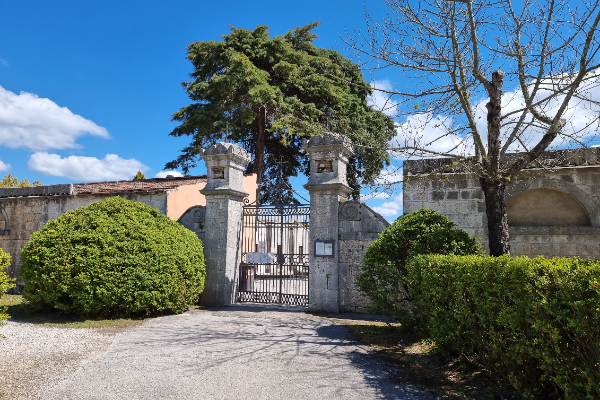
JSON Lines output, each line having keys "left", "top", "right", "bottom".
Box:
{"left": 73, "top": 176, "right": 207, "bottom": 195}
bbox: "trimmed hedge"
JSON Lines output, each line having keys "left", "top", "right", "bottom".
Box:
{"left": 1, "top": 249, "right": 15, "bottom": 338}
{"left": 21, "top": 196, "right": 206, "bottom": 317}
{"left": 355, "top": 209, "right": 482, "bottom": 318}
{"left": 407, "top": 254, "right": 600, "bottom": 399}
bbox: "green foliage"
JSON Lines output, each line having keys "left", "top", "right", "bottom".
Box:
{"left": 355, "top": 209, "right": 482, "bottom": 319}
{"left": 1, "top": 173, "right": 42, "bottom": 187}
{"left": 132, "top": 170, "right": 146, "bottom": 180}
{"left": 0, "top": 249, "right": 15, "bottom": 338}
{"left": 407, "top": 254, "right": 600, "bottom": 399}
{"left": 166, "top": 23, "right": 395, "bottom": 201}
{"left": 20, "top": 197, "right": 205, "bottom": 317}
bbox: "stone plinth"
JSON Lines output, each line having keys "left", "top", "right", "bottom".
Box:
{"left": 304, "top": 132, "right": 353, "bottom": 312}
{"left": 200, "top": 143, "right": 251, "bottom": 306}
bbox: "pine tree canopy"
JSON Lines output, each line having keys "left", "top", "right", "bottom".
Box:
{"left": 133, "top": 170, "right": 146, "bottom": 180}
{"left": 166, "top": 23, "right": 395, "bottom": 202}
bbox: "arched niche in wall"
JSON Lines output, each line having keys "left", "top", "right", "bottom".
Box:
{"left": 0, "top": 205, "right": 9, "bottom": 235}
{"left": 507, "top": 188, "right": 591, "bottom": 226}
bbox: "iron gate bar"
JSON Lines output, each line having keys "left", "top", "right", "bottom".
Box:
{"left": 236, "top": 155, "right": 310, "bottom": 306}
{"left": 237, "top": 202, "right": 310, "bottom": 307}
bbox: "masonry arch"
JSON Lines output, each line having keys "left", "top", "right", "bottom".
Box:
{"left": 0, "top": 205, "right": 9, "bottom": 235}
{"left": 506, "top": 188, "right": 591, "bottom": 226}
{"left": 505, "top": 178, "right": 599, "bottom": 226}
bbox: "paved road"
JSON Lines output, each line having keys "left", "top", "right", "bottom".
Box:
{"left": 42, "top": 306, "right": 436, "bottom": 399}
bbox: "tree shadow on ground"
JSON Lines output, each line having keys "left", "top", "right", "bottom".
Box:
{"left": 1, "top": 295, "right": 146, "bottom": 329}
{"left": 342, "top": 322, "right": 520, "bottom": 400}
{"left": 316, "top": 323, "right": 433, "bottom": 400}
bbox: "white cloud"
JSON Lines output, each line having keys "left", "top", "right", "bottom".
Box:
{"left": 154, "top": 170, "right": 184, "bottom": 178}
{"left": 362, "top": 190, "right": 391, "bottom": 201}
{"left": 370, "top": 193, "right": 403, "bottom": 217}
{"left": 0, "top": 59, "right": 8, "bottom": 67}
{"left": 0, "top": 86, "right": 109, "bottom": 151}
{"left": 391, "top": 113, "right": 473, "bottom": 158}
{"left": 29, "top": 152, "right": 148, "bottom": 181}
{"left": 390, "top": 73, "right": 600, "bottom": 159}
{"left": 0, "top": 158, "right": 10, "bottom": 172}
{"left": 489, "top": 75, "right": 600, "bottom": 151}
{"left": 368, "top": 80, "right": 398, "bottom": 116}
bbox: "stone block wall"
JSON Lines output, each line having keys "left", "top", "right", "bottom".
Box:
{"left": 404, "top": 154, "right": 600, "bottom": 258}
{"left": 199, "top": 194, "right": 244, "bottom": 306}
{"left": 0, "top": 192, "right": 167, "bottom": 280}
{"left": 338, "top": 201, "right": 389, "bottom": 313}
{"left": 509, "top": 226, "right": 600, "bottom": 259}
{"left": 404, "top": 173, "right": 488, "bottom": 249}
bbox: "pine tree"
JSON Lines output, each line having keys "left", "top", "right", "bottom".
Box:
{"left": 133, "top": 170, "right": 146, "bottom": 180}
{"left": 166, "top": 23, "right": 395, "bottom": 202}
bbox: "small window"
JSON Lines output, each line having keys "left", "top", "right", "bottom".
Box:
{"left": 212, "top": 167, "right": 225, "bottom": 179}
{"left": 0, "top": 206, "right": 8, "bottom": 235}
{"left": 315, "top": 159, "right": 333, "bottom": 173}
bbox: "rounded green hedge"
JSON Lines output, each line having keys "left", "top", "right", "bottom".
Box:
{"left": 1, "top": 249, "right": 15, "bottom": 338}
{"left": 21, "top": 196, "right": 206, "bottom": 317}
{"left": 355, "top": 208, "right": 482, "bottom": 318}
{"left": 408, "top": 254, "right": 600, "bottom": 399}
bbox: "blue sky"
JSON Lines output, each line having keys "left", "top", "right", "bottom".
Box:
{"left": 4, "top": 1, "right": 597, "bottom": 221}
{"left": 0, "top": 0, "right": 406, "bottom": 219}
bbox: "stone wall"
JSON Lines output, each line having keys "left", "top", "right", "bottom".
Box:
{"left": 338, "top": 201, "right": 389, "bottom": 313}
{"left": 404, "top": 150, "right": 600, "bottom": 258}
{"left": 403, "top": 173, "right": 488, "bottom": 248}
{"left": 0, "top": 191, "right": 167, "bottom": 280}
{"left": 304, "top": 132, "right": 391, "bottom": 313}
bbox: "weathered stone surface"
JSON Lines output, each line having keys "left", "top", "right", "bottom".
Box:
{"left": 304, "top": 133, "right": 354, "bottom": 190}
{"left": 0, "top": 184, "right": 75, "bottom": 199}
{"left": 177, "top": 205, "right": 206, "bottom": 240}
{"left": 200, "top": 143, "right": 251, "bottom": 197}
{"left": 199, "top": 142, "right": 250, "bottom": 307}
{"left": 0, "top": 192, "right": 168, "bottom": 282}
{"left": 337, "top": 202, "right": 389, "bottom": 313}
{"left": 404, "top": 152, "right": 600, "bottom": 257}
{"left": 305, "top": 134, "right": 353, "bottom": 313}
{"left": 305, "top": 133, "right": 391, "bottom": 313}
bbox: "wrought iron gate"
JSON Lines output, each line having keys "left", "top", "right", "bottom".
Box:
{"left": 237, "top": 173, "right": 310, "bottom": 306}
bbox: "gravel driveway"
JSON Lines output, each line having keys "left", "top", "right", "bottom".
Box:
{"left": 2, "top": 305, "right": 435, "bottom": 400}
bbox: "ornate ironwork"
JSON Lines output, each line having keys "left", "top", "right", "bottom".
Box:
{"left": 237, "top": 158, "right": 309, "bottom": 307}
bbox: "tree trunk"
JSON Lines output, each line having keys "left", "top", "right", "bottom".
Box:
{"left": 481, "top": 69, "right": 510, "bottom": 256}
{"left": 480, "top": 176, "right": 510, "bottom": 256}
{"left": 255, "top": 107, "right": 265, "bottom": 204}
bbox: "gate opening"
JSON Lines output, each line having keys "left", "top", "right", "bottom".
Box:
{"left": 237, "top": 160, "right": 309, "bottom": 307}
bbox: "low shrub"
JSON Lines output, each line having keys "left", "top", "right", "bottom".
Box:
{"left": 355, "top": 209, "right": 482, "bottom": 318}
{"left": 20, "top": 196, "right": 206, "bottom": 317}
{"left": 407, "top": 254, "right": 600, "bottom": 399}
{"left": 1, "top": 249, "right": 15, "bottom": 338}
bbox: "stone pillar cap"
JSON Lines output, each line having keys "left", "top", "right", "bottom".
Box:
{"left": 200, "top": 142, "right": 251, "bottom": 164}
{"left": 305, "top": 132, "right": 353, "bottom": 154}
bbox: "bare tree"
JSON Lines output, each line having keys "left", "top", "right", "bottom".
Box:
{"left": 344, "top": 0, "right": 600, "bottom": 255}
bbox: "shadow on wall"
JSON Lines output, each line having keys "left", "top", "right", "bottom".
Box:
{"left": 507, "top": 188, "right": 591, "bottom": 226}
{"left": 506, "top": 187, "right": 600, "bottom": 259}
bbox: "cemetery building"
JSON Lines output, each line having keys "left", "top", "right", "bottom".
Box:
{"left": 403, "top": 148, "right": 600, "bottom": 258}
{"left": 0, "top": 174, "right": 257, "bottom": 281}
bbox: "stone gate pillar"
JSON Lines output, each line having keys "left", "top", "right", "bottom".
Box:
{"left": 200, "top": 143, "right": 251, "bottom": 306}
{"left": 304, "top": 133, "right": 353, "bottom": 312}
